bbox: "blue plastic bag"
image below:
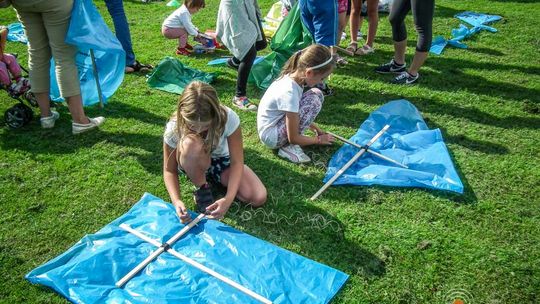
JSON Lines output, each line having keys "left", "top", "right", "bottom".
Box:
{"left": 324, "top": 100, "right": 464, "bottom": 194}
{"left": 455, "top": 11, "right": 502, "bottom": 32}
{"left": 26, "top": 193, "right": 348, "bottom": 303}
{"left": 6, "top": 23, "right": 27, "bottom": 44}
{"left": 49, "top": 0, "right": 125, "bottom": 106}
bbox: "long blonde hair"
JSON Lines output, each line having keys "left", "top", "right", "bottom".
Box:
{"left": 279, "top": 44, "right": 335, "bottom": 79}
{"left": 173, "top": 81, "right": 227, "bottom": 157}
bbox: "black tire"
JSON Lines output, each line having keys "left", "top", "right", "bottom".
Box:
{"left": 4, "top": 104, "right": 33, "bottom": 129}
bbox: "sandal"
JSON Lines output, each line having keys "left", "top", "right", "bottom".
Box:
{"left": 125, "top": 60, "right": 154, "bottom": 74}
{"left": 355, "top": 45, "right": 375, "bottom": 56}
{"left": 232, "top": 96, "right": 257, "bottom": 112}
{"left": 346, "top": 41, "right": 359, "bottom": 54}
{"left": 335, "top": 54, "right": 348, "bottom": 66}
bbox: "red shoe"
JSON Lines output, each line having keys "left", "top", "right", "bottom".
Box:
{"left": 185, "top": 43, "right": 193, "bottom": 50}
{"left": 176, "top": 47, "right": 191, "bottom": 56}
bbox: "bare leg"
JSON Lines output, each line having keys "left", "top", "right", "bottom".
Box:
{"left": 365, "top": 0, "right": 379, "bottom": 47}
{"left": 408, "top": 51, "right": 428, "bottom": 76}
{"left": 178, "top": 135, "right": 211, "bottom": 187}
{"left": 349, "top": 0, "right": 361, "bottom": 44}
{"left": 66, "top": 94, "right": 90, "bottom": 124}
{"left": 337, "top": 12, "right": 347, "bottom": 45}
{"left": 220, "top": 165, "right": 267, "bottom": 207}
{"left": 393, "top": 39, "right": 407, "bottom": 65}
{"left": 35, "top": 92, "right": 53, "bottom": 118}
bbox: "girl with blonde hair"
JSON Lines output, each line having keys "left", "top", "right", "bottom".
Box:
{"left": 163, "top": 81, "right": 267, "bottom": 221}
{"left": 257, "top": 44, "right": 336, "bottom": 164}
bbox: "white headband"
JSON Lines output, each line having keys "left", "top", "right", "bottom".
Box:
{"left": 309, "top": 56, "right": 334, "bottom": 70}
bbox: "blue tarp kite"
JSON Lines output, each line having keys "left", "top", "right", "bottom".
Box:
{"left": 50, "top": 0, "right": 125, "bottom": 106}
{"left": 324, "top": 100, "right": 464, "bottom": 194}
{"left": 430, "top": 12, "right": 502, "bottom": 55}
{"left": 6, "top": 23, "right": 27, "bottom": 44}
{"left": 26, "top": 193, "right": 348, "bottom": 303}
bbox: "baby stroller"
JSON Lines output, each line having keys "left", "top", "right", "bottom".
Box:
{"left": 2, "top": 53, "right": 38, "bottom": 129}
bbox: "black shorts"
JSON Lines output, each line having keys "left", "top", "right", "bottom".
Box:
{"left": 179, "top": 156, "right": 231, "bottom": 184}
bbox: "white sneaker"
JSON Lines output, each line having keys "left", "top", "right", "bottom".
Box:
{"left": 72, "top": 116, "right": 105, "bottom": 134}
{"left": 40, "top": 110, "right": 60, "bottom": 129}
{"left": 278, "top": 144, "right": 311, "bottom": 163}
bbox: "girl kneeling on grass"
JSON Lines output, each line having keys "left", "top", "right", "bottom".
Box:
{"left": 163, "top": 81, "right": 267, "bottom": 222}
{"left": 257, "top": 44, "right": 336, "bottom": 164}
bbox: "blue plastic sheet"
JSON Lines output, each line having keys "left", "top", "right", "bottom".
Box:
{"left": 26, "top": 193, "right": 348, "bottom": 303}
{"left": 208, "top": 56, "right": 263, "bottom": 66}
{"left": 324, "top": 100, "right": 464, "bottom": 194}
{"left": 49, "top": 0, "right": 125, "bottom": 106}
{"left": 7, "top": 23, "right": 27, "bottom": 44}
{"left": 430, "top": 12, "right": 501, "bottom": 55}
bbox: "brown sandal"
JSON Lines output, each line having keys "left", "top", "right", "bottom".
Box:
{"left": 346, "top": 41, "right": 359, "bottom": 54}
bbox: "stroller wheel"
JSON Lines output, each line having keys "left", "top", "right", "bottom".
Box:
{"left": 24, "top": 91, "right": 38, "bottom": 107}
{"left": 4, "top": 104, "right": 33, "bottom": 129}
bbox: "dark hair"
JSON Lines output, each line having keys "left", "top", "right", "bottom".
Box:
{"left": 185, "top": 0, "right": 205, "bottom": 9}
{"left": 279, "top": 44, "right": 335, "bottom": 79}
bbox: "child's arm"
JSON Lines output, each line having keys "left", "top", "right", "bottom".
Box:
{"left": 285, "top": 112, "right": 334, "bottom": 146}
{"left": 163, "top": 142, "right": 191, "bottom": 223}
{"left": 206, "top": 127, "right": 244, "bottom": 219}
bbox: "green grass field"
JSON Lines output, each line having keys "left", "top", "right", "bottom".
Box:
{"left": 1, "top": 0, "right": 539, "bottom": 303}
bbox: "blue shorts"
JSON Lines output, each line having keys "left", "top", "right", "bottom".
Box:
{"left": 299, "top": 0, "right": 338, "bottom": 46}
{"left": 179, "top": 156, "right": 231, "bottom": 184}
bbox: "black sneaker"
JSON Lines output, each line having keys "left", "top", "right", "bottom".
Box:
{"left": 226, "top": 57, "right": 240, "bottom": 70}
{"left": 193, "top": 183, "right": 214, "bottom": 214}
{"left": 375, "top": 59, "right": 406, "bottom": 74}
{"left": 391, "top": 71, "right": 419, "bottom": 85}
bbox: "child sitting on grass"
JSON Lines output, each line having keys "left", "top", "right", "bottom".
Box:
{"left": 0, "top": 26, "right": 29, "bottom": 95}
{"left": 163, "top": 81, "right": 267, "bottom": 222}
{"left": 257, "top": 44, "right": 336, "bottom": 164}
{"left": 162, "top": 0, "right": 206, "bottom": 56}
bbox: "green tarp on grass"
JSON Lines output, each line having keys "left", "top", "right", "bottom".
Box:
{"left": 147, "top": 57, "right": 218, "bottom": 94}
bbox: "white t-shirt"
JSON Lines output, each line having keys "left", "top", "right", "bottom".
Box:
{"left": 163, "top": 106, "right": 240, "bottom": 158}
{"left": 257, "top": 75, "right": 303, "bottom": 148}
{"left": 162, "top": 4, "right": 198, "bottom": 36}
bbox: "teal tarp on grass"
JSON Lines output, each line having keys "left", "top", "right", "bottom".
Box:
{"left": 26, "top": 193, "right": 349, "bottom": 303}
{"left": 324, "top": 100, "right": 464, "bottom": 194}
{"left": 147, "top": 57, "right": 218, "bottom": 94}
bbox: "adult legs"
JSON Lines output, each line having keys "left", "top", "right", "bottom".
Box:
{"left": 105, "top": 0, "right": 136, "bottom": 66}
{"left": 388, "top": 0, "right": 410, "bottom": 65}
{"left": 408, "top": 0, "right": 435, "bottom": 76}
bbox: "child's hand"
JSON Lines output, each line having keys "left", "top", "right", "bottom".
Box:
{"left": 318, "top": 134, "right": 335, "bottom": 145}
{"left": 174, "top": 201, "right": 191, "bottom": 223}
{"left": 206, "top": 198, "right": 232, "bottom": 220}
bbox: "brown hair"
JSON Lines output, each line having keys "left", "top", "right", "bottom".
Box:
{"left": 279, "top": 44, "right": 335, "bottom": 79}
{"left": 174, "top": 81, "right": 227, "bottom": 157}
{"left": 185, "top": 0, "right": 205, "bottom": 9}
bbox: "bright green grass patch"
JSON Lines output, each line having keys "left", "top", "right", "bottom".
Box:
{"left": 0, "top": 0, "right": 539, "bottom": 303}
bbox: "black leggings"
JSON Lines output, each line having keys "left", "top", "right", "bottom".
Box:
{"left": 389, "top": 0, "right": 435, "bottom": 52}
{"left": 234, "top": 38, "right": 267, "bottom": 97}
{"left": 234, "top": 15, "right": 267, "bottom": 97}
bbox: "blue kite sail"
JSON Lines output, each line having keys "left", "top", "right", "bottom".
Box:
{"left": 324, "top": 100, "right": 464, "bottom": 194}
{"left": 430, "top": 12, "right": 502, "bottom": 55}
{"left": 6, "top": 23, "right": 27, "bottom": 44}
{"left": 26, "top": 193, "right": 348, "bottom": 303}
{"left": 50, "top": 0, "right": 125, "bottom": 106}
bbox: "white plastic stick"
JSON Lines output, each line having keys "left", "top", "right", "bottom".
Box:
{"left": 119, "top": 224, "right": 272, "bottom": 304}
{"left": 327, "top": 131, "right": 408, "bottom": 169}
{"left": 116, "top": 213, "right": 205, "bottom": 287}
{"left": 311, "top": 125, "right": 390, "bottom": 201}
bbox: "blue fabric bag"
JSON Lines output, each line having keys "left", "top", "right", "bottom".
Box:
{"left": 26, "top": 193, "right": 348, "bottom": 303}
{"left": 49, "top": 0, "right": 125, "bottom": 106}
{"left": 324, "top": 100, "right": 464, "bottom": 194}
{"left": 6, "top": 23, "right": 27, "bottom": 44}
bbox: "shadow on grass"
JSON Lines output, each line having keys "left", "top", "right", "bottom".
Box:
{"left": 220, "top": 148, "right": 387, "bottom": 279}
